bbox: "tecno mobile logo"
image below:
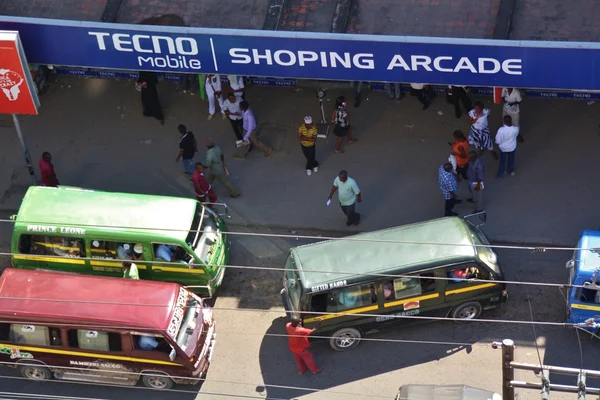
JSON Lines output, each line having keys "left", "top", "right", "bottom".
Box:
{"left": 88, "top": 32, "right": 202, "bottom": 70}
{"left": 0, "top": 69, "right": 24, "bottom": 101}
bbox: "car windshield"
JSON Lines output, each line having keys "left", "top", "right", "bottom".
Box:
{"left": 176, "top": 295, "right": 202, "bottom": 357}
{"left": 466, "top": 224, "right": 501, "bottom": 274}
{"left": 186, "top": 204, "right": 220, "bottom": 264}
{"left": 284, "top": 257, "right": 302, "bottom": 311}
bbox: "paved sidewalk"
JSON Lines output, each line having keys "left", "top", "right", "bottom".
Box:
{"left": 1, "top": 75, "right": 599, "bottom": 247}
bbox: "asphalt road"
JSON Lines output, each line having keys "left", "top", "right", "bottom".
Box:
{"left": 0, "top": 220, "right": 598, "bottom": 400}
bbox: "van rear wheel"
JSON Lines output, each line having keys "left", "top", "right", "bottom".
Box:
{"left": 142, "top": 373, "right": 174, "bottom": 390}
{"left": 330, "top": 328, "right": 361, "bottom": 351}
{"left": 451, "top": 301, "right": 482, "bottom": 320}
{"left": 19, "top": 364, "right": 51, "bottom": 381}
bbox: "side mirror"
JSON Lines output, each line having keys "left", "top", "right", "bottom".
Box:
{"left": 566, "top": 260, "right": 575, "bottom": 269}
{"left": 169, "top": 348, "right": 176, "bottom": 362}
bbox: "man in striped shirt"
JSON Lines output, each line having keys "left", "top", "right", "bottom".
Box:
{"left": 297, "top": 116, "right": 319, "bottom": 176}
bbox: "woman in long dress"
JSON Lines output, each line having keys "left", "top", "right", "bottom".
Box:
{"left": 138, "top": 71, "right": 164, "bottom": 125}
{"left": 502, "top": 87, "right": 523, "bottom": 142}
{"left": 468, "top": 101, "right": 498, "bottom": 159}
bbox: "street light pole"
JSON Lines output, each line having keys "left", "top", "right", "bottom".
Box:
{"left": 12, "top": 113, "right": 37, "bottom": 185}
{"left": 502, "top": 339, "right": 516, "bottom": 400}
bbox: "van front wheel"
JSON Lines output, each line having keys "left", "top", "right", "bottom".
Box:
{"left": 330, "top": 328, "right": 361, "bottom": 351}
{"left": 451, "top": 301, "right": 482, "bottom": 320}
{"left": 142, "top": 373, "right": 174, "bottom": 390}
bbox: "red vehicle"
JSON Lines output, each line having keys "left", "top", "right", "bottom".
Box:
{"left": 0, "top": 269, "right": 216, "bottom": 389}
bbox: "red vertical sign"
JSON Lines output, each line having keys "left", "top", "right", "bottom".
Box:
{"left": 0, "top": 31, "right": 39, "bottom": 115}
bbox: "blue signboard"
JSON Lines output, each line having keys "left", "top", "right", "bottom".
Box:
{"left": 2, "top": 16, "right": 600, "bottom": 90}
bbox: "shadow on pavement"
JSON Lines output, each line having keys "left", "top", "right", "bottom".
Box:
{"left": 0, "top": 367, "right": 201, "bottom": 400}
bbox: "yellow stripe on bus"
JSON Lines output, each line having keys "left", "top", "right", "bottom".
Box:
{"left": 445, "top": 283, "right": 497, "bottom": 295}
{"left": 90, "top": 260, "right": 148, "bottom": 270}
{"left": 571, "top": 303, "right": 600, "bottom": 312}
{"left": 13, "top": 255, "right": 85, "bottom": 265}
{"left": 384, "top": 293, "right": 439, "bottom": 308}
{"left": 0, "top": 343, "right": 182, "bottom": 366}
{"left": 304, "top": 305, "right": 378, "bottom": 324}
{"left": 152, "top": 266, "right": 205, "bottom": 274}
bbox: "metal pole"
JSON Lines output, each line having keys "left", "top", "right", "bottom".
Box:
{"left": 12, "top": 114, "right": 37, "bottom": 185}
{"left": 502, "top": 339, "right": 516, "bottom": 400}
{"left": 578, "top": 371, "right": 587, "bottom": 400}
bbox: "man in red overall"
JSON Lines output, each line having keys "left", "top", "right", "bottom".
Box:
{"left": 39, "top": 152, "right": 59, "bottom": 187}
{"left": 285, "top": 316, "right": 322, "bottom": 375}
{"left": 192, "top": 163, "right": 218, "bottom": 206}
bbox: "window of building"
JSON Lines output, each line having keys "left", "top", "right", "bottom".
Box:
{"left": 447, "top": 265, "right": 489, "bottom": 284}
{"left": 89, "top": 241, "right": 143, "bottom": 260}
{"left": 19, "top": 234, "right": 84, "bottom": 258}
{"left": 326, "top": 284, "right": 377, "bottom": 313}
{"left": 68, "top": 329, "right": 122, "bottom": 352}
{"left": 0, "top": 323, "right": 62, "bottom": 346}
{"left": 383, "top": 272, "right": 436, "bottom": 301}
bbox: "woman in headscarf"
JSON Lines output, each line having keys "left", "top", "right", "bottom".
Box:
{"left": 137, "top": 71, "right": 165, "bottom": 125}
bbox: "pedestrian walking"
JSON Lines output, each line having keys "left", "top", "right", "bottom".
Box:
{"left": 137, "top": 71, "right": 164, "bottom": 125}
{"left": 327, "top": 170, "right": 362, "bottom": 226}
{"left": 205, "top": 74, "right": 225, "bottom": 120}
{"left": 468, "top": 101, "right": 498, "bottom": 159}
{"left": 298, "top": 116, "right": 319, "bottom": 176}
{"left": 438, "top": 162, "right": 461, "bottom": 217}
{"left": 192, "top": 163, "right": 218, "bottom": 205}
{"left": 502, "top": 87, "right": 524, "bottom": 142}
{"left": 175, "top": 124, "right": 197, "bottom": 175}
{"left": 331, "top": 96, "right": 357, "bottom": 154}
{"left": 447, "top": 85, "right": 472, "bottom": 118}
{"left": 410, "top": 83, "right": 432, "bottom": 110}
{"left": 385, "top": 82, "right": 402, "bottom": 100}
{"left": 122, "top": 261, "right": 139, "bottom": 280}
{"left": 450, "top": 130, "right": 469, "bottom": 181}
{"left": 350, "top": 81, "right": 363, "bottom": 107}
{"left": 39, "top": 152, "right": 59, "bottom": 187}
{"left": 204, "top": 138, "right": 242, "bottom": 198}
{"left": 495, "top": 115, "right": 520, "bottom": 178}
{"left": 234, "top": 101, "right": 276, "bottom": 159}
{"left": 286, "top": 316, "right": 323, "bottom": 375}
{"left": 466, "top": 151, "right": 485, "bottom": 212}
{"left": 227, "top": 75, "right": 245, "bottom": 99}
{"left": 223, "top": 92, "right": 244, "bottom": 141}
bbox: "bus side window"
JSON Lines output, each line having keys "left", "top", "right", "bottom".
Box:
{"left": 310, "top": 294, "right": 327, "bottom": 313}
{"left": 447, "top": 265, "right": 489, "bottom": 284}
{"left": 23, "top": 235, "right": 85, "bottom": 258}
{"left": 7, "top": 324, "right": 61, "bottom": 347}
{"left": 68, "top": 329, "right": 122, "bottom": 352}
{"left": 580, "top": 287, "right": 600, "bottom": 303}
{"left": 90, "top": 241, "right": 139, "bottom": 260}
{"left": 327, "top": 284, "right": 377, "bottom": 313}
{"left": 384, "top": 272, "right": 436, "bottom": 301}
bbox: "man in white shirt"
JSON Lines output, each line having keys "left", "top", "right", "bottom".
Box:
{"left": 326, "top": 170, "right": 362, "bottom": 226}
{"left": 205, "top": 74, "right": 225, "bottom": 120}
{"left": 223, "top": 92, "right": 244, "bottom": 141}
{"left": 227, "top": 75, "right": 245, "bottom": 99}
{"left": 410, "top": 83, "right": 432, "bottom": 110}
{"left": 495, "top": 115, "right": 520, "bottom": 178}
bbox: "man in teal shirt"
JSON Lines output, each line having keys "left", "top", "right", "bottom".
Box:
{"left": 327, "top": 170, "right": 362, "bottom": 226}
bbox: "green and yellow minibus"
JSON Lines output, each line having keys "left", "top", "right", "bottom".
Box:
{"left": 10, "top": 186, "right": 229, "bottom": 296}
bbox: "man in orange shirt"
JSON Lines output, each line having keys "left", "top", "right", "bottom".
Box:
{"left": 285, "top": 316, "right": 322, "bottom": 375}
{"left": 451, "top": 130, "right": 469, "bottom": 181}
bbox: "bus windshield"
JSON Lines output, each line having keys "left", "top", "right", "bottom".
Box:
{"left": 284, "top": 257, "right": 302, "bottom": 311}
{"left": 176, "top": 295, "right": 202, "bottom": 357}
{"left": 186, "top": 204, "right": 220, "bottom": 264}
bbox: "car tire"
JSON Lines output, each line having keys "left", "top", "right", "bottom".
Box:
{"left": 141, "top": 373, "right": 174, "bottom": 390}
{"left": 329, "top": 327, "right": 361, "bottom": 351}
{"left": 451, "top": 301, "right": 483, "bottom": 321}
{"left": 19, "top": 363, "right": 52, "bottom": 381}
